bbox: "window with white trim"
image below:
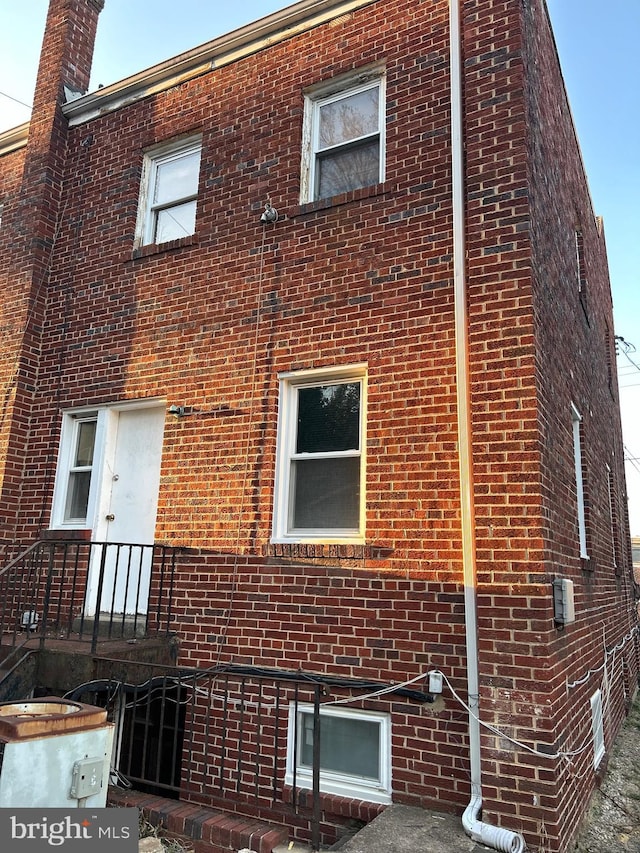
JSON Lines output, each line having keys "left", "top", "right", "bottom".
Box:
{"left": 58, "top": 413, "right": 98, "bottom": 525}
{"left": 606, "top": 463, "right": 620, "bottom": 571}
{"left": 272, "top": 366, "right": 366, "bottom": 543}
{"left": 571, "top": 403, "right": 589, "bottom": 559}
{"left": 301, "top": 69, "right": 385, "bottom": 203}
{"left": 575, "top": 230, "right": 586, "bottom": 295}
{"left": 590, "top": 689, "right": 605, "bottom": 768}
{"left": 136, "top": 136, "right": 202, "bottom": 246}
{"left": 286, "top": 704, "right": 391, "bottom": 804}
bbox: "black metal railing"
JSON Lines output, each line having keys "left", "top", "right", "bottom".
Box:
{"left": 70, "top": 665, "right": 328, "bottom": 850}
{"left": 68, "top": 662, "right": 430, "bottom": 848}
{"left": 0, "top": 540, "right": 179, "bottom": 653}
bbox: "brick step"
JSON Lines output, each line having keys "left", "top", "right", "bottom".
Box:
{"left": 109, "top": 788, "right": 290, "bottom": 853}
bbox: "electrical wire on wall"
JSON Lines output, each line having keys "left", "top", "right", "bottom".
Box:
{"left": 67, "top": 641, "right": 637, "bottom": 774}
{"left": 567, "top": 624, "right": 638, "bottom": 690}
{"left": 214, "top": 202, "right": 276, "bottom": 667}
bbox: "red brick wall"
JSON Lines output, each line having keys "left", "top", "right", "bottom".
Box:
{"left": 522, "top": 1, "right": 635, "bottom": 848}
{"left": 460, "top": 0, "right": 635, "bottom": 849}
{"left": 0, "top": 0, "right": 104, "bottom": 541}
{"left": 0, "top": 0, "right": 635, "bottom": 850}
{"left": 0, "top": 143, "right": 27, "bottom": 547}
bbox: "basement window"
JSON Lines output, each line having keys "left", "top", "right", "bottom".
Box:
{"left": 286, "top": 704, "right": 391, "bottom": 804}
{"left": 301, "top": 68, "right": 385, "bottom": 202}
{"left": 136, "top": 135, "right": 202, "bottom": 247}
{"left": 272, "top": 365, "right": 366, "bottom": 543}
{"left": 590, "top": 689, "right": 605, "bottom": 768}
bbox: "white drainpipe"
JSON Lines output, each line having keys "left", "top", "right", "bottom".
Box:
{"left": 449, "top": 2, "right": 526, "bottom": 851}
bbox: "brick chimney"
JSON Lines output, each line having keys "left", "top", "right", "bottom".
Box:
{"left": 16, "top": 0, "right": 104, "bottom": 247}
{"left": 32, "top": 0, "right": 104, "bottom": 113}
{"left": 15, "top": 0, "right": 104, "bottom": 260}
{"left": 0, "top": 0, "right": 105, "bottom": 539}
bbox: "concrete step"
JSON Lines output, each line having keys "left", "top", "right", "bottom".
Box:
{"left": 336, "top": 805, "right": 487, "bottom": 853}
{"left": 72, "top": 613, "right": 147, "bottom": 639}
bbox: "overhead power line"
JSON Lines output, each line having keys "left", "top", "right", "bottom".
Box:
{"left": 624, "top": 445, "right": 640, "bottom": 477}
{"left": 0, "top": 90, "right": 32, "bottom": 110}
{"left": 616, "top": 336, "right": 640, "bottom": 377}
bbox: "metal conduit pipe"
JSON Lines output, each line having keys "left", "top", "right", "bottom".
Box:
{"left": 449, "top": 2, "right": 527, "bottom": 851}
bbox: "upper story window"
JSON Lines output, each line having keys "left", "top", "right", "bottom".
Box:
{"left": 606, "top": 463, "right": 622, "bottom": 572}
{"left": 574, "top": 229, "right": 589, "bottom": 317}
{"left": 301, "top": 68, "right": 385, "bottom": 203}
{"left": 272, "top": 365, "right": 366, "bottom": 543}
{"left": 575, "top": 230, "right": 586, "bottom": 295}
{"left": 136, "top": 135, "right": 202, "bottom": 247}
{"left": 571, "top": 403, "right": 589, "bottom": 560}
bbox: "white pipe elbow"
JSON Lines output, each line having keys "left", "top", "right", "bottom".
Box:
{"left": 462, "top": 796, "right": 527, "bottom": 853}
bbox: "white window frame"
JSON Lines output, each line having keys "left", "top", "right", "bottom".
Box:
{"left": 606, "top": 463, "right": 618, "bottom": 570}
{"left": 300, "top": 67, "right": 385, "bottom": 203}
{"left": 272, "top": 364, "right": 367, "bottom": 544}
{"left": 135, "top": 135, "right": 202, "bottom": 247}
{"left": 590, "top": 689, "right": 605, "bottom": 769}
{"left": 285, "top": 703, "right": 391, "bottom": 804}
{"left": 575, "top": 229, "right": 586, "bottom": 296}
{"left": 571, "top": 403, "right": 589, "bottom": 559}
{"left": 50, "top": 410, "right": 104, "bottom": 529}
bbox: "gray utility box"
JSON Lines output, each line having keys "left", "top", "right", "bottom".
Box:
{"left": 0, "top": 698, "right": 114, "bottom": 808}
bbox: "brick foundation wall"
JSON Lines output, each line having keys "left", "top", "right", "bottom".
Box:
{"left": 171, "top": 553, "right": 472, "bottom": 816}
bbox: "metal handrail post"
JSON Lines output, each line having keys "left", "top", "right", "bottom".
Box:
{"left": 311, "top": 686, "right": 321, "bottom": 852}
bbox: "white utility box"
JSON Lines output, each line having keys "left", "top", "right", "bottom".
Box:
{"left": 552, "top": 577, "right": 576, "bottom": 625}
{"left": 0, "top": 697, "right": 114, "bottom": 808}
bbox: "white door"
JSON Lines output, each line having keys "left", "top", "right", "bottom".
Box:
{"left": 87, "top": 405, "right": 165, "bottom": 616}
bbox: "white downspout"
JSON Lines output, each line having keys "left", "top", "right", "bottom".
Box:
{"left": 449, "top": 2, "right": 526, "bottom": 851}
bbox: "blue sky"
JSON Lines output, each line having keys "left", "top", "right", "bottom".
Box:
{"left": 0, "top": 0, "right": 639, "bottom": 531}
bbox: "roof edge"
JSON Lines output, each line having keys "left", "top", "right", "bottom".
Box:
{"left": 0, "top": 122, "right": 30, "bottom": 157}
{"left": 62, "top": 0, "right": 377, "bottom": 127}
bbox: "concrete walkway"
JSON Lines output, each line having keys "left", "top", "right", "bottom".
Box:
{"left": 274, "top": 806, "right": 496, "bottom": 853}
{"left": 337, "top": 806, "right": 492, "bottom": 853}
